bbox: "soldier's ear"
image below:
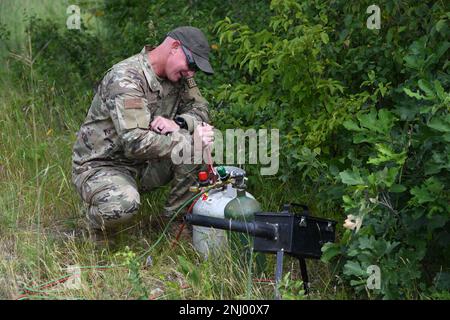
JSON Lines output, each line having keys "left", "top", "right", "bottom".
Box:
{"left": 169, "top": 40, "right": 181, "bottom": 56}
{"left": 171, "top": 40, "right": 181, "bottom": 49}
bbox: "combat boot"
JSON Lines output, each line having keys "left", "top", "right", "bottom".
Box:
{"left": 87, "top": 227, "right": 117, "bottom": 248}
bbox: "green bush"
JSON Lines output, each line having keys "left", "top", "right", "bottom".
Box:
{"left": 25, "top": 15, "right": 109, "bottom": 95}
{"left": 213, "top": 0, "right": 449, "bottom": 299}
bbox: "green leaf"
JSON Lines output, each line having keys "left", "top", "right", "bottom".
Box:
{"left": 390, "top": 184, "right": 407, "bottom": 193}
{"left": 340, "top": 169, "right": 365, "bottom": 186}
{"left": 436, "top": 19, "right": 447, "bottom": 33}
{"left": 394, "top": 103, "right": 420, "bottom": 121}
{"left": 384, "top": 241, "right": 400, "bottom": 255}
{"left": 404, "top": 88, "right": 426, "bottom": 100}
{"left": 373, "top": 167, "right": 399, "bottom": 188}
{"left": 410, "top": 177, "right": 444, "bottom": 204}
{"left": 358, "top": 236, "right": 374, "bottom": 251}
{"left": 444, "top": 133, "right": 450, "bottom": 142}
{"left": 350, "top": 279, "right": 367, "bottom": 287}
{"left": 418, "top": 79, "right": 436, "bottom": 99}
{"left": 343, "top": 119, "right": 363, "bottom": 132}
{"left": 434, "top": 272, "right": 450, "bottom": 291}
{"left": 428, "top": 115, "right": 450, "bottom": 133}
{"left": 342, "top": 195, "right": 354, "bottom": 205}
{"left": 357, "top": 109, "right": 396, "bottom": 135}
{"left": 404, "top": 55, "right": 420, "bottom": 70}
{"left": 434, "top": 80, "right": 447, "bottom": 101}
{"left": 377, "top": 110, "right": 397, "bottom": 134}
{"left": 386, "top": 167, "right": 399, "bottom": 187}
{"left": 435, "top": 41, "right": 450, "bottom": 61}
{"left": 343, "top": 260, "right": 366, "bottom": 277}
{"left": 320, "top": 32, "right": 329, "bottom": 44}
{"left": 321, "top": 242, "right": 340, "bottom": 262}
{"left": 367, "top": 144, "right": 407, "bottom": 166}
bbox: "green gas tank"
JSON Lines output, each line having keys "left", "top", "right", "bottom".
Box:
{"left": 224, "top": 188, "right": 265, "bottom": 273}
{"left": 224, "top": 188, "right": 261, "bottom": 222}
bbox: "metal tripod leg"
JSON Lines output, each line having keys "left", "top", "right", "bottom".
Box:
{"left": 274, "top": 249, "right": 284, "bottom": 300}
{"left": 298, "top": 257, "right": 309, "bottom": 294}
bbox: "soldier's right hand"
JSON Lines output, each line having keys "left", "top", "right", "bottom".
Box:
{"left": 193, "top": 123, "right": 214, "bottom": 148}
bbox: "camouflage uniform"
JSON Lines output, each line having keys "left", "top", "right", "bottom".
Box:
{"left": 72, "top": 45, "right": 209, "bottom": 231}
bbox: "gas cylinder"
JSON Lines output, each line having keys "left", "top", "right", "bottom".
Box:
{"left": 224, "top": 188, "right": 261, "bottom": 222}
{"left": 191, "top": 166, "right": 258, "bottom": 259}
{"left": 224, "top": 188, "right": 264, "bottom": 271}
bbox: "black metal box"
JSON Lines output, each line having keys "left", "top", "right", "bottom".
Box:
{"left": 253, "top": 212, "right": 337, "bottom": 259}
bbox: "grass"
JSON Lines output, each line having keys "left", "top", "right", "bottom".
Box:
{"left": 0, "top": 0, "right": 67, "bottom": 54}
{"left": 0, "top": 4, "right": 347, "bottom": 300}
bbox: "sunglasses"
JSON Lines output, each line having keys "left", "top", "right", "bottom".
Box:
{"left": 181, "top": 45, "right": 198, "bottom": 71}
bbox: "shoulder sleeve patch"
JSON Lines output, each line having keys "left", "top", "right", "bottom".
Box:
{"left": 124, "top": 98, "right": 145, "bottom": 109}
{"left": 186, "top": 77, "right": 197, "bottom": 89}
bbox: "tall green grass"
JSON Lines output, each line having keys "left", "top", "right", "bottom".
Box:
{"left": 0, "top": 0, "right": 105, "bottom": 59}
{"left": 0, "top": 0, "right": 67, "bottom": 54}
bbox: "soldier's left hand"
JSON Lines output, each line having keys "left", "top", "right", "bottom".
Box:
{"left": 150, "top": 116, "right": 180, "bottom": 135}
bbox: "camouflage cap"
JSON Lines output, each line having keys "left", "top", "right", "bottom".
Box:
{"left": 167, "top": 26, "right": 214, "bottom": 75}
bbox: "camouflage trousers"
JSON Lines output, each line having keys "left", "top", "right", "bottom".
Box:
{"left": 72, "top": 160, "right": 203, "bottom": 231}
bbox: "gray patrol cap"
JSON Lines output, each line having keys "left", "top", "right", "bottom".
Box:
{"left": 167, "top": 26, "right": 214, "bottom": 75}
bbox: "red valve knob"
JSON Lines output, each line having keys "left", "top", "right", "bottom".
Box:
{"left": 198, "top": 171, "right": 209, "bottom": 182}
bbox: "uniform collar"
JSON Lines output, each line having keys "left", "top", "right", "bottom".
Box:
{"left": 139, "top": 45, "right": 163, "bottom": 94}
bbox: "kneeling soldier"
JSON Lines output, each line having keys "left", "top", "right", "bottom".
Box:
{"left": 71, "top": 26, "right": 215, "bottom": 244}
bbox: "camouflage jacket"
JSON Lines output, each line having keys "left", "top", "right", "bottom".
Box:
{"left": 72, "top": 45, "right": 209, "bottom": 177}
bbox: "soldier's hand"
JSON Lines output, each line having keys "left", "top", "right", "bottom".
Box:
{"left": 193, "top": 122, "right": 214, "bottom": 148}
{"left": 150, "top": 116, "right": 180, "bottom": 135}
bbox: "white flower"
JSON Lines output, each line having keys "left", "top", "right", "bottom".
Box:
{"left": 343, "top": 214, "right": 363, "bottom": 232}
